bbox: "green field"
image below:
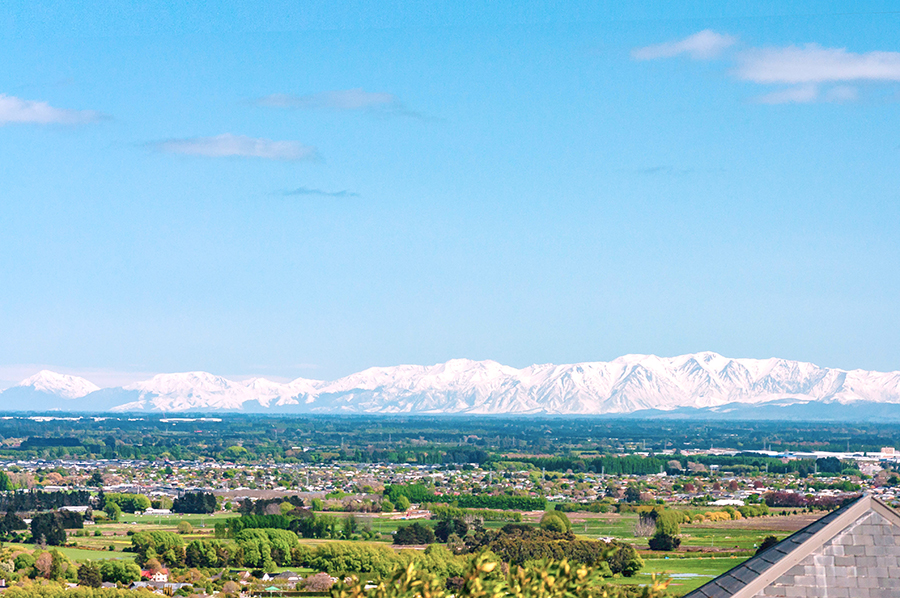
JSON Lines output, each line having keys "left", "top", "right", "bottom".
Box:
{"left": 5, "top": 542, "right": 133, "bottom": 563}
{"left": 118, "top": 511, "right": 234, "bottom": 527}
{"left": 7, "top": 508, "right": 801, "bottom": 597}
{"left": 608, "top": 556, "right": 749, "bottom": 596}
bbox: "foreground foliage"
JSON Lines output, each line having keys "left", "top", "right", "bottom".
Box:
{"left": 334, "top": 555, "right": 669, "bottom": 598}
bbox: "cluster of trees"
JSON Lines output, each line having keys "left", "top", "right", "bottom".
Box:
{"left": 173, "top": 491, "right": 216, "bottom": 514}
{"left": 670, "top": 454, "right": 859, "bottom": 477}
{"left": 76, "top": 560, "right": 142, "bottom": 586}
{"left": 19, "top": 437, "right": 82, "bottom": 450}
{"left": 133, "top": 531, "right": 465, "bottom": 576}
{"left": 237, "top": 495, "right": 304, "bottom": 516}
{"left": 0, "top": 490, "right": 91, "bottom": 512}
{"left": 13, "top": 549, "right": 75, "bottom": 582}
{"left": 394, "top": 522, "right": 436, "bottom": 545}
{"left": 218, "top": 513, "right": 293, "bottom": 536}
{"left": 539, "top": 511, "right": 571, "bottom": 533}
{"left": 764, "top": 491, "right": 860, "bottom": 509}
{"left": 131, "top": 530, "right": 186, "bottom": 567}
{"left": 30, "top": 511, "right": 82, "bottom": 546}
{"left": 453, "top": 495, "right": 546, "bottom": 510}
{"left": 553, "top": 502, "right": 613, "bottom": 513}
{"left": 429, "top": 505, "right": 522, "bottom": 522}
{"left": 102, "top": 493, "right": 151, "bottom": 513}
{"left": 300, "top": 542, "right": 471, "bottom": 579}
{"left": 231, "top": 528, "right": 299, "bottom": 569}
{"left": 350, "top": 447, "right": 491, "bottom": 465}
{"left": 462, "top": 523, "right": 643, "bottom": 577}
{"left": 215, "top": 511, "right": 362, "bottom": 541}
{"left": 737, "top": 503, "right": 769, "bottom": 518}
{"left": 3, "top": 414, "right": 897, "bottom": 464}
{"left": 134, "top": 517, "right": 635, "bottom": 581}
{"left": 434, "top": 518, "right": 468, "bottom": 542}
{"left": 646, "top": 511, "right": 681, "bottom": 551}
{"left": 519, "top": 455, "right": 667, "bottom": 476}
{"left": 11, "top": 550, "right": 141, "bottom": 588}
{"left": 336, "top": 553, "right": 667, "bottom": 598}
{"left": 386, "top": 485, "right": 545, "bottom": 511}
{"left": 291, "top": 512, "right": 346, "bottom": 539}
{"left": 0, "top": 510, "right": 27, "bottom": 536}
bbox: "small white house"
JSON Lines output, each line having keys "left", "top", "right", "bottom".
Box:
{"left": 59, "top": 505, "right": 90, "bottom": 513}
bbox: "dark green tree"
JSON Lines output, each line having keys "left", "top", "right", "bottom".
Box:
{"left": 77, "top": 561, "right": 102, "bottom": 587}
{"left": 394, "top": 522, "right": 436, "bottom": 545}
{"left": 31, "top": 512, "right": 67, "bottom": 546}
{"left": 434, "top": 518, "right": 468, "bottom": 543}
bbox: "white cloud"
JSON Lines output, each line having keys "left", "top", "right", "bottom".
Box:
{"left": 737, "top": 44, "right": 900, "bottom": 83}
{"left": 259, "top": 89, "right": 396, "bottom": 110}
{"left": 257, "top": 88, "right": 426, "bottom": 118}
{"left": 153, "top": 133, "right": 317, "bottom": 161}
{"left": 0, "top": 93, "right": 103, "bottom": 125}
{"left": 282, "top": 186, "right": 359, "bottom": 198}
{"left": 634, "top": 33, "right": 900, "bottom": 105}
{"left": 632, "top": 30, "right": 737, "bottom": 61}
{"left": 754, "top": 83, "right": 861, "bottom": 105}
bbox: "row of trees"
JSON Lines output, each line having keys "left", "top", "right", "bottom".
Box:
{"left": 0, "top": 490, "right": 91, "bottom": 512}
{"left": 102, "top": 493, "right": 150, "bottom": 514}
{"left": 764, "top": 491, "right": 860, "bottom": 509}
{"left": 172, "top": 491, "right": 217, "bottom": 514}
{"left": 464, "top": 524, "right": 642, "bottom": 576}
{"left": 386, "top": 485, "right": 546, "bottom": 511}
{"left": 13, "top": 550, "right": 141, "bottom": 586}
{"left": 215, "top": 511, "right": 364, "bottom": 541}
{"left": 429, "top": 505, "right": 522, "bottom": 522}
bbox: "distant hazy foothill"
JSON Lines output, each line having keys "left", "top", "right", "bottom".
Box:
{"left": 2, "top": 352, "right": 900, "bottom": 419}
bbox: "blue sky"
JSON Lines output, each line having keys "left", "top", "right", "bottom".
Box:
{"left": 2, "top": 1, "right": 899, "bottom": 386}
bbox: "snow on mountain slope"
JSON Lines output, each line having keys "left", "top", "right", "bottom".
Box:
{"left": 5, "top": 353, "right": 900, "bottom": 413}
{"left": 301, "top": 353, "right": 900, "bottom": 415}
{"left": 15, "top": 370, "right": 100, "bottom": 399}
{"left": 119, "top": 372, "right": 323, "bottom": 411}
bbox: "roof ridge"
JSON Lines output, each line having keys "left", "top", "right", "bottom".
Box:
{"left": 683, "top": 493, "right": 867, "bottom": 598}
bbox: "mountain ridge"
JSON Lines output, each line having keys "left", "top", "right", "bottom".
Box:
{"left": 3, "top": 352, "right": 900, "bottom": 416}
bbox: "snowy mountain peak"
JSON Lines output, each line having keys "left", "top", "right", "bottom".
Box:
{"left": 16, "top": 370, "right": 100, "bottom": 399}
{"left": 124, "top": 371, "right": 236, "bottom": 393}
{"left": 4, "top": 354, "right": 900, "bottom": 414}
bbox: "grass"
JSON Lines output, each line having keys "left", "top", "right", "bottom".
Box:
{"left": 17, "top": 508, "right": 803, "bottom": 597}
{"left": 118, "top": 511, "right": 234, "bottom": 527}
{"left": 607, "top": 556, "right": 750, "bottom": 596}
{"left": 4, "top": 542, "right": 133, "bottom": 563}
{"left": 678, "top": 526, "right": 790, "bottom": 550}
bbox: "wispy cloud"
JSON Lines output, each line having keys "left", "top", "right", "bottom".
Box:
{"left": 256, "top": 88, "right": 427, "bottom": 119}
{"left": 736, "top": 45, "right": 900, "bottom": 84}
{"left": 282, "top": 186, "right": 359, "bottom": 198}
{"left": 0, "top": 93, "right": 104, "bottom": 125}
{"left": 152, "top": 133, "right": 318, "bottom": 161}
{"left": 632, "top": 30, "right": 737, "bottom": 61}
{"left": 634, "top": 32, "right": 900, "bottom": 105}
{"left": 754, "top": 84, "right": 860, "bottom": 105}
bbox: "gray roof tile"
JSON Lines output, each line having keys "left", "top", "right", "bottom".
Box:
{"left": 682, "top": 495, "right": 864, "bottom": 598}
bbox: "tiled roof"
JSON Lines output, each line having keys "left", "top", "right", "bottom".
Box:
{"left": 683, "top": 495, "right": 865, "bottom": 598}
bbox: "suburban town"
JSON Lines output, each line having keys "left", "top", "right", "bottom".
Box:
{"left": 0, "top": 416, "right": 896, "bottom": 597}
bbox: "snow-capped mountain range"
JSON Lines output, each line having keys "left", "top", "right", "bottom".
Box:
{"left": 2, "top": 352, "right": 900, "bottom": 417}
